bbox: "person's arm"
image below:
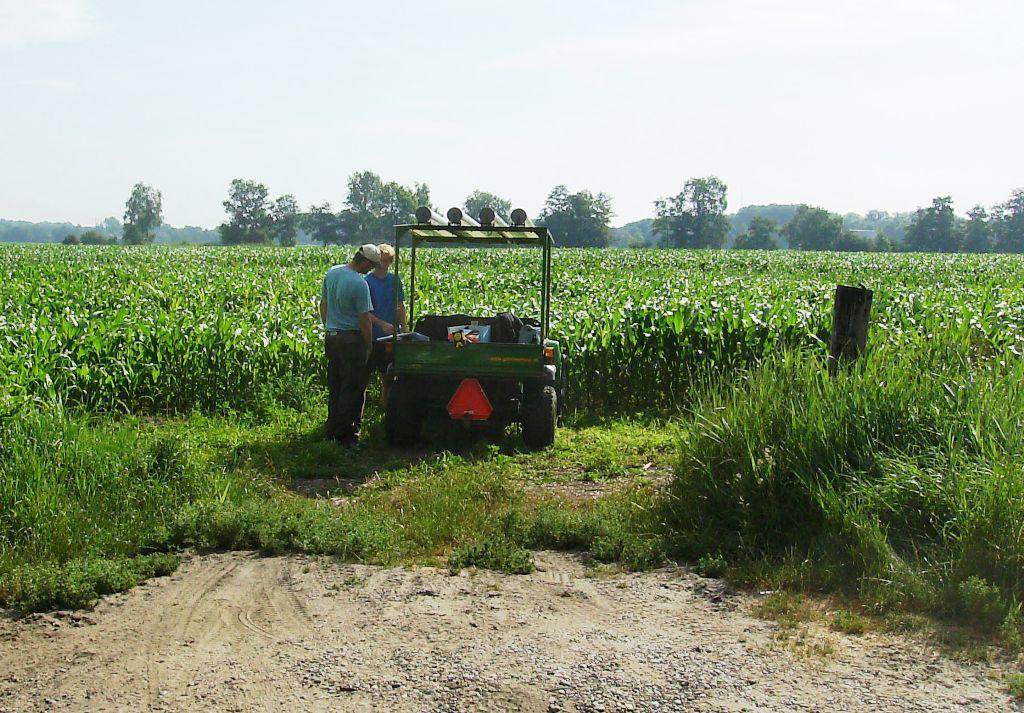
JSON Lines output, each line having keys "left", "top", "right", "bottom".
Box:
{"left": 320, "top": 274, "right": 329, "bottom": 326}
{"left": 359, "top": 312, "right": 373, "bottom": 354}
{"left": 357, "top": 281, "right": 373, "bottom": 354}
{"left": 368, "top": 312, "right": 395, "bottom": 334}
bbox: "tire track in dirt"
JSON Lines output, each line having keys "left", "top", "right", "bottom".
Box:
{"left": 170, "top": 554, "right": 313, "bottom": 712}
{"left": 0, "top": 551, "right": 1014, "bottom": 712}
{"left": 146, "top": 556, "right": 243, "bottom": 708}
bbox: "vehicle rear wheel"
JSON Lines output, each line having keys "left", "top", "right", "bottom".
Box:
{"left": 521, "top": 385, "right": 556, "bottom": 449}
{"left": 385, "top": 378, "right": 422, "bottom": 446}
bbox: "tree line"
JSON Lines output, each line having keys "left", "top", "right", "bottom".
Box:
{"left": 191, "top": 174, "right": 1024, "bottom": 254}
{"left": 13, "top": 173, "right": 1024, "bottom": 254}
{"left": 648, "top": 178, "right": 1024, "bottom": 253}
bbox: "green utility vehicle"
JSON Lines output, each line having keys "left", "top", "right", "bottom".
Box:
{"left": 384, "top": 207, "right": 563, "bottom": 449}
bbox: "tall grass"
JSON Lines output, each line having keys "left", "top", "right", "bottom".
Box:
{"left": 666, "top": 346, "right": 1024, "bottom": 628}
{"left": 0, "top": 404, "right": 230, "bottom": 570}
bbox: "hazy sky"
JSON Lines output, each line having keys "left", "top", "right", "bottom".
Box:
{"left": 1, "top": 0, "right": 1022, "bottom": 228}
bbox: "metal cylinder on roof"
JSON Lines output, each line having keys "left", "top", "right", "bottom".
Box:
{"left": 415, "top": 206, "right": 447, "bottom": 225}
{"left": 478, "top": 207, "right": 509, "bottom": 227}
{"left": 510, "top": 208, "right": 534, "bottom": 227}
{"left": 447, "top": 207, "right": 481, "bottom": 227}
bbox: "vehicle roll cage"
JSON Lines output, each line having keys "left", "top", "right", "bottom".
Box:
{"left": 393, "top": 224, "right": 554, "bottom": 342}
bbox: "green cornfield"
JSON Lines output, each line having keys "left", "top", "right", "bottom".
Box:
{"left": 2, "top": 244, "right": 1024, "bottom": 411}
{"left": 2, "top": 245, "right": 1023, "bottom": 412}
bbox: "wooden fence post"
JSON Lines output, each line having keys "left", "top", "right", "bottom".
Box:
{"left": 829, "top": 284, "right": 872, "bottom": 373}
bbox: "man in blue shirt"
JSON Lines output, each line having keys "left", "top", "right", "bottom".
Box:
{"left": 364, "top": 244, "right": 407, "bottom": 403}
{"left": 319, "top": 244, "right": 381, "bottom": 445}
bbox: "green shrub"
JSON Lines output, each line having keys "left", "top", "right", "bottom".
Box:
{"left": 830, "top": 609, "right": 868, "bottom": 635}
{"left": 1007, "top": 673, "right": 1024, "bottom": 700}
{"left": 620, "top": 535, "right": 664, "bottom": 571}
{"left": 448, "top": 536, "right": 534, "bottom": 575}
{"left": 694, "top": 553, "right": 728, "bottom": 578}
{"left": 1001, "top": 604, "right": 1024, "bottom": 652}
{"left": 952, "top": 576, "right": 1007, "bottom": 631}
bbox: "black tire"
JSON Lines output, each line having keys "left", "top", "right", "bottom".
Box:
{"left": 385, "top": 379, "right": 422, "bottom": 446}
{"left": 521, "top": 385, "right": 557, "bottom": 449}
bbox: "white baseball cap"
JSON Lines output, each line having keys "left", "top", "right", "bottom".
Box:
{"left": 357, "top": 243, "right": 382, "bottom": 265}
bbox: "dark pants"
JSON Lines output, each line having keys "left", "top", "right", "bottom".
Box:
{"left": 325, "top": 332, "right": 368, "bottom": 442}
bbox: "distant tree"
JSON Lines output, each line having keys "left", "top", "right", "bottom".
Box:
{"left": 872, "top": 232, "right": 898, "bottom": 252}
{"left": 832, "top": 231, "right": 872, "bottom": 252}
{"left": 336, "top": 209, "right": 365, "bottom": 245}
{"left": 537, "top": 185, "right": 613, "bottom": 247}
{"left": 783, "top": 206, "right": 844, "bottom": 251}
{"left": 993, "top": 189, "right": 1024, "bottom": 253}
{"left": 270, "top": 194, "right": 299, "bottom": 247}
{"left": 962, "top": 205, "right": 992, "bottom": 253}
{"left": 843, "top": 209, "right": 911, "bottom": 243}
{"left": 609, "top": 219, "right": 657, "bottom": 248}
{"left": 653, "top": 176, "right": 730, "bottom": 248}
{"left": 378, "top": 182, "right": 420, "bottom": 235}
{"left": 302, "top": 202, "right": 343, "bottom": 246}
{"left": 80, "top": 230, "right": 114, "bottom": 245}
{"left": 733, "top": 217, "right": 778, "bottom": 249}
{"left": 343, "top": 170, "right": 425, "bottom": 243}
{"left": 219, "top": 179, "right": 273, "bottom": 245}
{"left": 122, "top": 183, "right": 163, "bottom": 245}
{"left": 730, "top": 205, "right": 800, "bottom": 238}
{"left": 464, "top": 191, "right": 513, "bottom": 222}
{"left": 62, "top": 233, "right": 81, "bottom": 245}
{"left": 904, "top": 197, "right": 959, "bottom": 253}
{"left": 413, "top": 183, "right": 431, "bottom": 213}
{"left": 100, "top": 216, "right": 123, "bottom": 240}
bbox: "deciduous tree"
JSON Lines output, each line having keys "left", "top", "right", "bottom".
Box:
{"left": 302, "top": 203, "right": 343, "bottom": 246}
{"left": 270, "top": 194, "right": 299, "bottom": 247}
{"left": 219, "top": 179, "right": 273, "bottom": 245}
{"left": 783, "top": 206, "right": 844, "bottom": 251}
{"left": 733, "top": 217, "right": 778, "bottom": 249}
{"left": 994, "top": 189, "right": 1024, "bottom": 253}
{"left": 537, "top": 185, "right": 613, "bottom": 247}
{"left": 653, "top": 177, "right": 729, "bottom": 248}
{"left": 464, "top": 191, "right": 513, "bottom": 222}
{"left": 344, "top": 170, "right": 427, "bottom": 243}
{"left": 962, "top": 205, "right": 992, "bottom": 253}
{"left": 122, "top": 183, "right": 163, "bottom": 245}
{"left": 904, "top": 197, "right": 960, "bottom": 253}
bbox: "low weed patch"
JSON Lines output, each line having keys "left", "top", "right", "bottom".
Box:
{"left": 0, "top": 553, "right": 179, "bottom": 613}
{"left": 829, "top": 609, "right": 868, "bottom": 635}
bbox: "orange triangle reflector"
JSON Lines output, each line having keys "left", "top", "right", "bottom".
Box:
{"left": 447, "top": 379, "right": 493, "bottom": 421}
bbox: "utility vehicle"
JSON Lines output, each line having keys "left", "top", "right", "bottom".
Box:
{"left": 383, "top": 207, "right": 562, "bottom": 449}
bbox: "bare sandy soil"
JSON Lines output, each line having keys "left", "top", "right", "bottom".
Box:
{"left": 0, "top": 551, "right": 1014, "bottom": 712}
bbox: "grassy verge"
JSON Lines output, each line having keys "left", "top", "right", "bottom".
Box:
{"left": 665, "top": 345, "right": 1024, "bottom": 649}
{"left": 0, "top": 393, "right": 672, "bottom": 612}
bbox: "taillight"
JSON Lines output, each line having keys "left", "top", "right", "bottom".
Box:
{"left": 543, "top": 346, "right": 555, "bottom": 364}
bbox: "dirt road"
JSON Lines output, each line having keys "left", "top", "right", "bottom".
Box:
{"left": 0, "top": 551, "right": 1012, "bottom": 712}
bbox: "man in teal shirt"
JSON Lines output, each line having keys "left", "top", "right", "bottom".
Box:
{"left": 319, "top": 244, "right": 381, "bottom": 444}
